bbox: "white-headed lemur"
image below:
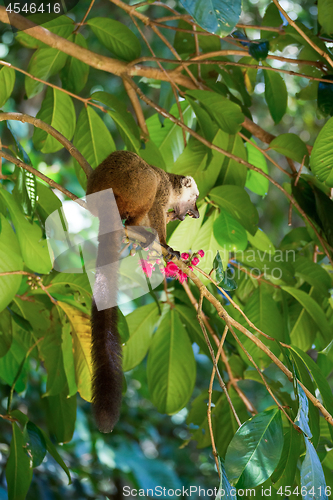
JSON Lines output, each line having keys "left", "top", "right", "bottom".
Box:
{"left": 86, "top": 151, "right": 199, "bottom": 432}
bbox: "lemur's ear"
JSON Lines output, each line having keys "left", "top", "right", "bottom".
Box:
{"left": 182, "top": 177, "right": 192, "bottom": 188}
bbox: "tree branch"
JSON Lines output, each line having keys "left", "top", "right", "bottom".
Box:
{"left": 0, "top": 150, "right": 86, "bottom": 208}
{"left": 0, "top": 112, "right": 93, "bottom": 178}
{"left": 0, "top": 7, "right": 198, "bottom": 90}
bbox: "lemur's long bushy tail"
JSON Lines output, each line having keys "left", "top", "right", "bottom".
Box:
{"left": 91, "top": 227, "right": 123, "bottom": 433}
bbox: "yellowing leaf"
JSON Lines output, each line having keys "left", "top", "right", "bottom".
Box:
{"left": 58, "top": 302, "right": 92, "bottom": 402}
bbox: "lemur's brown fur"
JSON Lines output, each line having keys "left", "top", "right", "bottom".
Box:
{"left": 86, "top": 151, "right": 199, "bottom": 433}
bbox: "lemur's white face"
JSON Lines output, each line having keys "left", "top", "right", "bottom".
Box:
{"left": 173, "top": 177, "right": 200, "bottom": 221}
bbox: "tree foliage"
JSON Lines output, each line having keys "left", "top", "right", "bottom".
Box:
{"left": 0, "top": 0, "right": 333, "bottom": 498}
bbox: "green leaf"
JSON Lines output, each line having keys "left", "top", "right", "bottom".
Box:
{"left": 249, "top": 39, "right": 269, "bottom": 61}
{"left": 210, "top": 185, "right": 259, "bottom": 235}
{"left": 0, "top": 310, "right": 13, "bottom": 357}
{"left": 313, "top": 184, "right": 333, "bottom": 247}
{"left": 0, "top": 322, "right": 34, "bottom": 392}
{"left": 225, "top": 409, "right": 283, "bottom": 488}
{"left": 282, "top": 287, "right": 332, "bottom": 347}
{"left": 289, "top": 345, "right": 333, "bottom": 441}
{"left": 0, "top": 66, "right": 15, "bottom": 108}
{"left": 194, "top": 210, "right": 229, "bottom": 280}
{"left": 171, "top": 131, "right": 228, "bottom": 196}
{"left": 261, "top": 3, "right": 283, "bottom": 40}
{"left": 317, "top": 75, "right": 333, "bottom": 116}
{"left": 146, "top": 101, "right": 195, "bottom": 168}
{"left": 310, "top": 120, "right": 333, "bottom": 187}
{"left": 36, "top": 181, "right": 62, "bottom": 222}
{"left": 91, "top": 91, "right": 141, "bottom": 152}
{"left": 271, "top": 425, "right": 302, "bottom": 488}
{"left": 293, "top": 255, "right": 331, "bottom": 295}
{"left": 117, "top": 309, "right": 130, "bottom": 343}
{"left": 186, "top": 89, "right": 244, "bottom": 134}
{"left": 297, "top": 80, "right": 319, "bottom": 101}
{"left": 301, "top": 437, "right": 328, "bottom": 499}
{"left": 16, "top": 15, "right": 74, "bottom": 48}
{"left": 26, "top": 421, "right": 47, "bottom": 467}
{"left": 45, "top": 392, "right": 77, "bottom": 443}
{"left": 147, "top": 309, "right": 196, "bottom": 414}
{"left": 318, "top": 0, "right": 333, "bottom": 35}
{"left": 214, "top": 390, "right": 249, "bottom": 457}
{"left": 245, "top": 140, "right": 269, "bottom": 196}
{"left": 213, "top": 209, "right": 248, "bottom": 251}
{"left": 269, "top": 133, "right": 309, "bottom": 165}
{"left": 0, "top": 214, "right": 23, "bottom": 313}
{"left": 61, "top": 321, "right": 77, "bottom": 397}
{"left": 186, "top": 96, "right": 218, "bottom": 142}
{"left": 213, "top": 251, "right": 224, "bottom": 283}
{"left": 0, "top": 190, "right": 52, "bottom": 274}
{"left": 138, "top": 141, "right": 166, "bottom": 170}
{"left": 174, "top": 20, "right": 221, "bottom": 56}
{"left": 264, "top": 68, "right": 288, "bottom": 124}
{"left": 176, "top": 305, "right": 210, "bottom": 357}
{"left": 179, "top": 0, "right": 241, "bottom": 37}
{"left": 216, "top": 458, "right": 236, "bottom": 500}
{"left": 123, "top": 303, "right": 160, "bottom": 372}
{"left": 25, "top": 47, "right": 68, "bottom": 98}
{"left": 87, "top": 18, "right": 141, "bottom": 61}
{"left": 295, "top": 384, "right": 312, "bottom": 438}
{"left": 41, "top": 316, "right": 68, "bottom": 397}
{"left": 289, "top": 348, "right": 320, "bottom": 447}
{"left": 41, "top": 430, "right": 71, "bottom": 483}
{"left": 247, "top": 229, "right": 275, "bottom": 254}
{"left": 13, "top": 168, "right": 37, "bottom": 219}
{"left": 236, "top": 249, "right": 295, "bottom": 285}
{"left": 237, "top": 287, "right": 285, "bottom": 369}
{"left": 61, "top": 33, "right": 89, "bottom": 94}
{"left": 45, "top": 272, "right": 91, "bottom": 307}
{"left": 33, "top": 88, "right": 76, "bottom": 153}
{"left": 73, "top": 106, "right": 116, "bottom": 188}
{"left": 6, "top": 422, "right": 33, "bottom": 500}
{"left": 216, "top": 134, "right": 248, "bottom": 186}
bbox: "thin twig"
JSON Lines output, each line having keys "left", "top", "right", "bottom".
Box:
{"left": 182, "top": 280, "right": 255, "bottom": 413}
{"left": 198, "top": 292, "right": 242, "bottom": 427}
{"left": 122, "top": 76, "right": 148, "bottom": 137}
{"left": 238, "top": 131, "right": 292, "bottom": 178}
{"left": 229, "top": 326, "right": 297, "bottom": 427}
{"left": 207, "top": 324, "right": 229, "bottom": 476}
{"left": 73, "top": 0, "right": 96, "bottom": 34}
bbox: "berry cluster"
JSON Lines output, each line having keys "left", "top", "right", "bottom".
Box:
{"left": 139, "top": 249, "right": 205, "bottom": 284}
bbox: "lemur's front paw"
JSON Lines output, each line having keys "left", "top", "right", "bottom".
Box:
{"left": 165, "top": 246, "right": 181, "bottom": 260}
{"left": 128, "top": 227, "right": 156, "bottom": 248}
{"left": 142, "top": 231, "right": 156, "bottom": 248}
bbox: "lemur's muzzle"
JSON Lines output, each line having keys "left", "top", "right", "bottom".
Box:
{"left": 188, "top": 204, "right": 200, "bottom": 218}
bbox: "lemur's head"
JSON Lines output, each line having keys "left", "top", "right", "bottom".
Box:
{"left": 173, "top": 176, "right": 199, "bottom": 221}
